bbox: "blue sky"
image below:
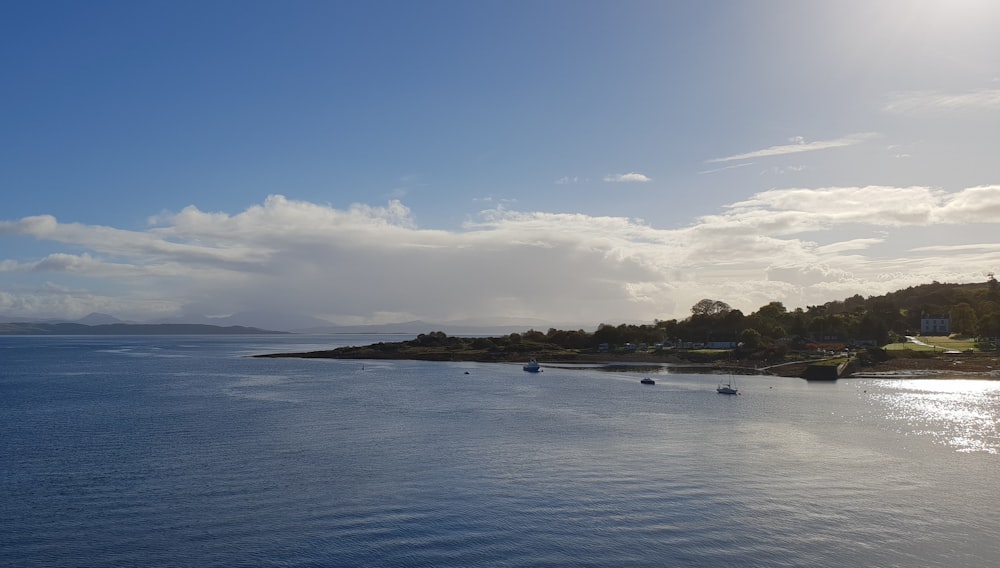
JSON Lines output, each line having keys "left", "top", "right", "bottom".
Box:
{"left": 4, "top": 0, "right": 1000, "bottom": 328}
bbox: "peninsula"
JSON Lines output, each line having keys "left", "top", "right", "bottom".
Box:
{"left": 251, "top": 331, "right": 1000, "bottom": 378}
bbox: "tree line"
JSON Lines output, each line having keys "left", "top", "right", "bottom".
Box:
{"left": 602, "top": 276, "right": 1000, "bottom": 350}
{"left": 401, "top": 278, "right": 1000, "bottom": 361}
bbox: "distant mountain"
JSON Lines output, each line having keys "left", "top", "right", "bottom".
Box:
{"left": 0, "top": 312, "right": 132, "bottom": 326}
{"left": 154, "top": 310, "right": 336, "bottom": 332}
{"left": 0, "top": 322, "right": 285, "bottom": 335}
{"left": 153, "top": 311, "right": 579, "bottom": 335}
{"left": 297, "top": 318, "right": 594, "bottom": 335}
{"left": 297, "top": 320, "right": 465, "bottom": 335}
{"left": 0, "top": 311, "right": 585, "bottom": 335}
{"left": 76, "top": 312, "right": 126, "bottom": 325}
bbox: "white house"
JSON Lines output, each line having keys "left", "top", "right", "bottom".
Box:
{"left": 920, "top": 315, "right": 950, "bottom": 335}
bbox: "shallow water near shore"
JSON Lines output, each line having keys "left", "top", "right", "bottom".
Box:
{"left": 2, "top": 335, "right": 999, "bottom": 566}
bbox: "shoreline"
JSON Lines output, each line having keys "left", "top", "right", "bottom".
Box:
{"left": 255, "top": 348, "right": 1000, "bottom": 379}
{"left": 847, "top": 370, "right": 1000, "bottom": 379}
{"left": 844, "top": 355, "right": 1000, "bottom": 379}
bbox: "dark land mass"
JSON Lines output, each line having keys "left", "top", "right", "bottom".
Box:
{"left": 254, "top": 337, "right": 1000, "bottom": 379}
{"left": 0, "top": 322, "right": 285, "bottom": 335}
{"left": 253, "top": 337, "right": 732, "bottom": 366}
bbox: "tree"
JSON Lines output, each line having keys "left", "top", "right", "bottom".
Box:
{"left": 858, "top": 313, "right": 890, "bottom": 346}
{"left": 722, "top": 309, "right": 746, "bottom": 332}
{"left": 755, "top": 301, "right": 787, "bottom": 320}
{"left": 593, "top": 323, "right": 624, "bottom": 348}
{"left": 843, "top": 294, "right": 866, "bottom": 312}
{"left": 414, "top": 331, "right": 448, "bottom": 346}
{"left": 978, "top": 313, "right": 1000, "bottom": 340}
{"left": 522, "top": 329, "right": 546, "bottom": 343}
{"left": 750, "top": 302, "right": 790, "bottom": 340}
{"left": 788, "top": 308, "right": 808, "bottom": 337}
{"left": 979, "top": 301, "right": 999, "bottom": 317}
{"left": 471, "top": 337, "right": 494, "bottom": 349}
{"left": 949, "top": 303, "right": 977, "bottom": 336}
{"left": 739, "top": 328, "right": 763, "bottom": 350}
{"left": 546, "top": 328, "right": 591, "bottom": 349}
{"left": 691, "top": 299, "right": 731, "bottom": 316}
{"left": 868, "top": 298, "right": 903, "bottom": 333}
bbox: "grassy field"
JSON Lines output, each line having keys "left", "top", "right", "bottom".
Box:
{"left": 885, "top": 335, "right": 976, "bottom": 352}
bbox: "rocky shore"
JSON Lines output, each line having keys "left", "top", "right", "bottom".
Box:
{"left": 847, "top": 353, "right": 1000, "bottom": 378}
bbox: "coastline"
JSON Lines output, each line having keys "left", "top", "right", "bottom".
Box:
{"left": 255, "top": 346, "right": 1000, "bottom": 379}
{"left": 845, "top": 355, "right": 1000, "bottom": 379}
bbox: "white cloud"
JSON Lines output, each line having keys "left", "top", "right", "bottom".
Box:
{"left": 1, "top": 187, "right": 998, "bottom": 325}
{"left": 911, "top": 243, "right": 1000, "bottom": 253}
{"left": 815, "top": 239, "right": 883, "bottom": 255}
{"left": 603, "top": 172, "right": 651, "bottom": 183}
{"left": 706, "top": 133, "right": 877, "bottom": 163}
{"left": 698, "top": 162, "right": 755, "bottom": 175}
{"left": 932, "top": 185, "right": 1000, "bottom": 222}
{"left": 884, "top": 89, "right": 1000, "bottom": 116}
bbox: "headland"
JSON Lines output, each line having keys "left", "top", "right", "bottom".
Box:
{"left": 252, "top": 336, "right": 1000, "bottom": 379}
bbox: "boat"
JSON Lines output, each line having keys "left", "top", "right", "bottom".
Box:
{"left": 716, "top": 377, "right": 739, "bottom": 395}
{"left": 640, "top": 377, "right": 655, "bottom": 385}
{"left": 523, "top": 359, "right": 541, "bottom": 372}
{"left": 717, "top": 383, "right": 738, "bottom": 394}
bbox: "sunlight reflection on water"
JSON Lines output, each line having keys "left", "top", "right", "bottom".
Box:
{"left": 871, "top": 379, "right": 1000, "bottom": 454}
{"left": 6, "top": 336, "right": 1000, "bottom": 567}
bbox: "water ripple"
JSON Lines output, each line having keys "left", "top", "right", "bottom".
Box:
{"left": 3, "top": 337, "right": 1000, "bottom": 567}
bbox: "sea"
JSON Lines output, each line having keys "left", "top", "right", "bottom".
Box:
{"left": 2, "top": 334, "right": 999, "bottom": 567}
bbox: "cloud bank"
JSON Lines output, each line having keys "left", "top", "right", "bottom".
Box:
{"left": 2, "top": 186, "right": 999, "bottom": 326}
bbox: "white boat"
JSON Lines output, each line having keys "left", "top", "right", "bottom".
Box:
{"left": 523, "top": 359, "right": 541, "bottom": 372}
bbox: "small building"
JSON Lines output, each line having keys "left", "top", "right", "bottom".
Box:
{"left": 920, "top": 315, "right": 950, "bottom": 335}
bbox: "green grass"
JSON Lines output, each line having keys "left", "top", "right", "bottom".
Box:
{"left": 885, "top": 335, "right": 975, "bottom": 352}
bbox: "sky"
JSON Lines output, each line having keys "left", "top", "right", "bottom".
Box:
{"left": 3, "top": 0, "right": 1000, "bottom": 329}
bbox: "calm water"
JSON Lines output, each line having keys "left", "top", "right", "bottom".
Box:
{"left": 2, "top": 335, "right": 999, "bottom": 567}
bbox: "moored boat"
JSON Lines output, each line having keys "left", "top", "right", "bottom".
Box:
{"left": 716, "top": 379, "right": 739, "bottom": 394}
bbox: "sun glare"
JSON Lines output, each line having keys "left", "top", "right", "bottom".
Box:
{"left": 897, "top": 0, "right": 1000, "bottom": 34}
{"left": 875, "top": 379, "right": 1000, "bottom": 454}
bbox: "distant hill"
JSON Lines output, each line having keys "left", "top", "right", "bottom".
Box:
{"left": 297, "top": 317, "right": 590, "bottom": 336}
{"left": 76, "top": 312, "right": 128, "bottom": 325}
{"left": 151, "top": 310, "right": 338, "bottom": 332}
{"left": 0, "top": 322, "right": 285, "bottom": 335}
{"left": 0, "top": 312, "right": 581, "bottom": 336}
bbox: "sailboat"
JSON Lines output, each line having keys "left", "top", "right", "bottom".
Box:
{"left": 716, "top": 371, "right": 739, "bottom": 394}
